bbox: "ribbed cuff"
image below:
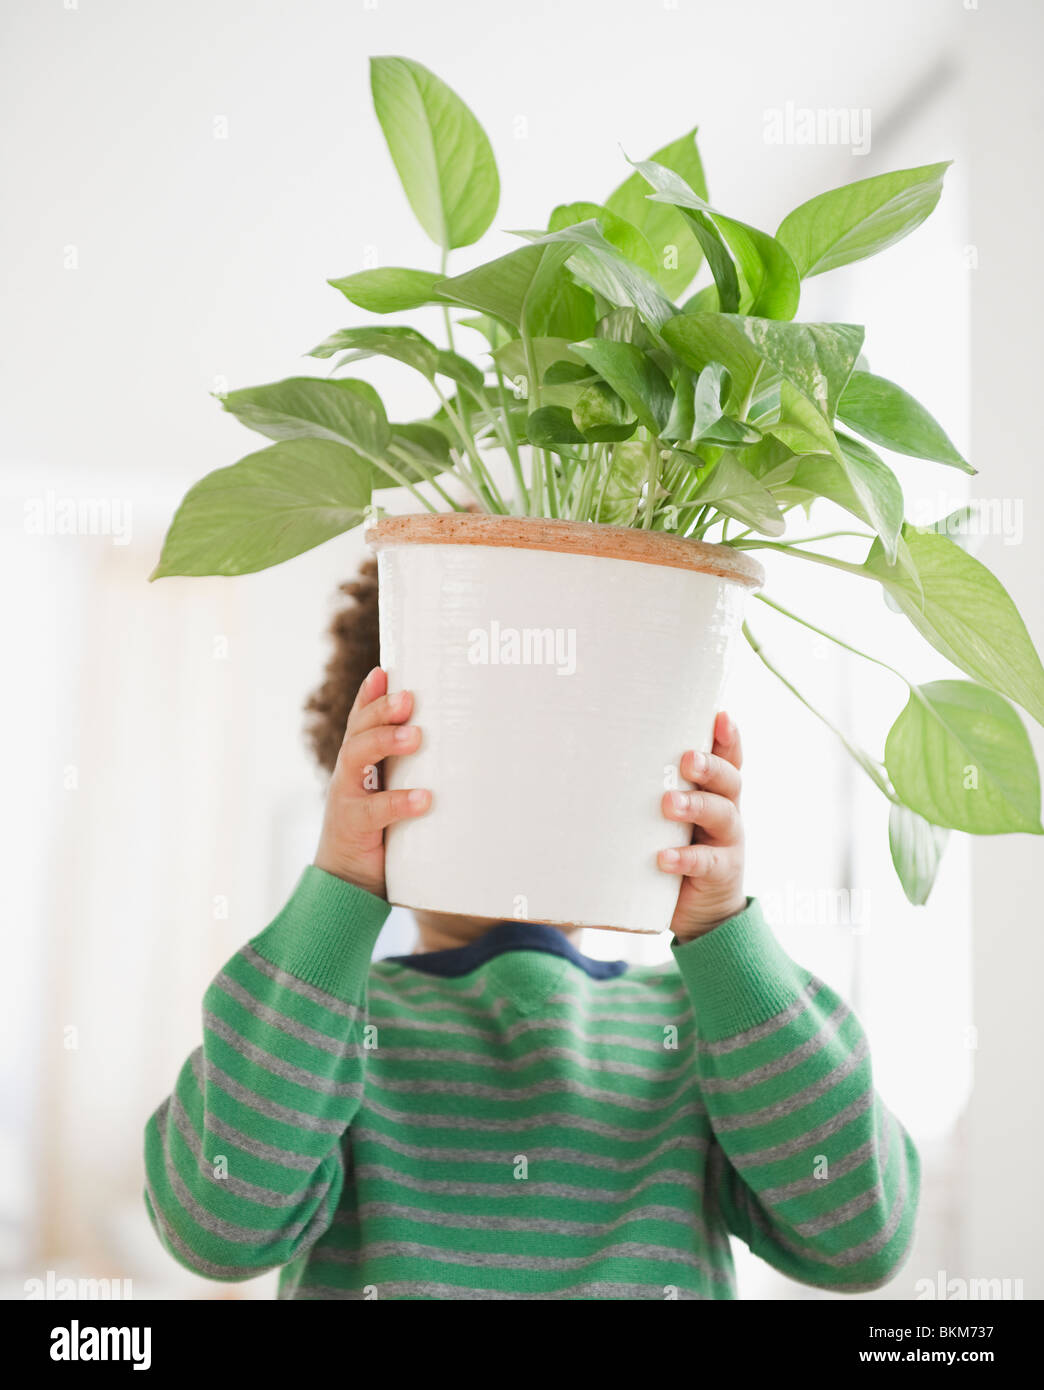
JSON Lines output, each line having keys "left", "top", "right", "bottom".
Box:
{"left": 249, "top": 867, "right": 390, "bottom": 1005}
{"left": 672, "top": 897, "right": 810, "bottom": 1042}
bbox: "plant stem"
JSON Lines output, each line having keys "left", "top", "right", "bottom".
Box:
{"left": 529, "top": 442, "right": 544, "bottom": 515}
{"left": 455, "top": 381, "right": 511, "bottom": 513}
{"left": 363, "top": 455, "right": 439, "bottom": 513}
{"left": 386, "top": 444, "right": 464, "bottom": 512}
{"left": 784, "top": 529, "right": 875, "bottom": 546}
{"left": 432, "top": 382, "right": 499, "bottom": 511}
{"left": 494, "top": 365, "right": 528, "bottom": 513}
{"left": 518, "top": 326, "right": 558, "bottom": 518}
{"left": 544, "top": 451, "right": 560, "bottom": 518}
{"left": 686, "top": 503, "right": 711, "bottom": 536}
{"left": 642, "top": 445, "right": 660, "bottom": 529}
{"left": 439, "top": 247, "right": 455, "bottom": 353}
{"left": 594, "top": 446, "right": 613, "bottom": 522}
{"left": 754, "top": 591, "right": 911, "bottom": 686}
{"left": 742, "top": 620, "right": 897, "bottom": 801}
{"left": 730, "top": 539, "right": 867, "bottom": 578}
{"left": 572, "top": 444, "right": 600, "bottom": 521}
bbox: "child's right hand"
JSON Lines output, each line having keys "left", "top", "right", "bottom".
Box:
{"left": 313, "top": 666, "right": 430, "bottom": 900}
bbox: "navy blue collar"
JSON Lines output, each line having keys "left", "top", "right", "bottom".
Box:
{"left": 387, "top": 920, "right": 629, "bottom": 980}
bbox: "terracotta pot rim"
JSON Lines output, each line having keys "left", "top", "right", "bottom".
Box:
{"left": 365, "top": 513, "right": 765, "bottom": 590}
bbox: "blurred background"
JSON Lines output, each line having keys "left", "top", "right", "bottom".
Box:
{"left": 2, "top": 0, "right": 1041, "bottom": 1299}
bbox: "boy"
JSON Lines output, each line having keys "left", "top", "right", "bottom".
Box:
{"left": 144, "top": 569, "right": 918, "bottom": 1300}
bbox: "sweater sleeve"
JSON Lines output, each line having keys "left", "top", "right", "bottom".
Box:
{"left": 673, "top": 899, "right": 920, "bottom": 1293}
{"left": 143, "top": 867, "right": 389, "bottom": 1282}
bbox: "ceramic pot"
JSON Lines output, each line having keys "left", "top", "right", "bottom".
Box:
{"left": 367, "top": 514, "right": 763, "bottom": 933}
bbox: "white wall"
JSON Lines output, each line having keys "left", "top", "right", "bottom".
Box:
{"left": 963, "top": 0, "right": 1044, "bottom": 1299}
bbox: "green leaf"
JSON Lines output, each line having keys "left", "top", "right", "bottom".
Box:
{"left": 221, "top": 377, "right": 390, "bottom": 459}
{"left": 594, "top": 307, "right": 658, "bottom": 349}
{"left": 327, "top": 267, "right": 446, "bottom": 313}
{"left": 682, "top": 285, "right": 719, "bottom": 314}
{"left": 605, "top": 128, "right": 708, "bottom": 297}
{"left": 747, "top": 372, "right": 783, "bottom": 428}
{"left": 782, "top": 436, "right": 904, "bottom": 563}
{"left": 335, "top": 377, "right": 389, "bottom": 418}
{"left": 458, "top": 313, "right": 512, "bottom": 349}
{"left": 930, "top": 504, "right": 982, "bottom": 554}
{"left": 713, "top": 215, "right": 800, "bottom": 320}
{"left": 741, "top": 318, "right": 864, "bottom": 419}
{"left": 438, "top": 241, "right": 587, "bottom": 339}
{"left": 686, "top": 363, "right": 760, "bottom": 445}
{"left": 885, "top": 681, "right": 1042, "bottom": 834}
{"left": 309, "top": 325, "right": 439, "bottom": 377}
{"left": 370, "top": 56, "right": 499, "bottom": 250}
{"left": 524, "top": 222, "right": 677, "bottom": 331}
{"left": 836, "top": 432, "right": 903, "bottom": 562}
{"left": 635, "top": 159, "right": 800, "bottom": 319}
{"left": 631, "top": 159, "right": 739, "bottom": 313}
{"left": 597, "top": 441, "right": 652, "bottom": 525}
{"left": 837, "top": 370, "right": 973, "bottom": 473}
{"left": 691, "top": 362, "right": 728, "bottom": 436}
{"left": 435, "top": 350, "right": 485, "bottom": 392}
{"left": 544, "top": 358, "right": 595, "bottom": 386}
{"left": 526, "top": 405, "right": 585, "bottom": 447}
{"left": 532, "top": 274, "right": 598, "bottom": 343}
{"left": 688, "top": 451, "right": 785, "bottom": 535}
{"left": 697, "top": 415, "right": 762, "bottom": 447}
{"left": 741, "top": 435, "right": 797, "bottom": 484}
{"left": 490, "top": 338, "right": 589, "bottom": 409}
{"left": 888, "top": 803, "right": 949, "bottom": 906}
{"left": 570, "top": 339, "right": 674, "bottom": 434}
{"left": 492, "top": 335, "right": 579, "bottom": 380}
{"left": 865, "top": 526, "right": 1044, "bottom": 726}
{"left": 150, "top": 439, "right": 372, "bottom": 578}
{"left": 660, "top": 315, "right": 763, "bottom": 414}
{"left": 572, "top": 380, "right": 638, "bottom": 442}
{"left": 776, "top": 162, "right": 950, "bottom": 278}
{"left": 768, "top": 381, "right": 838, "bottom": 459}
{"left": 664, "top": 313, "right": 862, "bottom": 424}
{"left": 389, "top": 420, "right": 451, "bottom": 470}
{"left": 663, "top": 368, "right": 695, "bottom": 442}
{"left": 548, "top": 202, "right": 658, "bottom": 274}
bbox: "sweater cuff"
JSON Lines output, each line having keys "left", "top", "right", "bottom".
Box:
{"left": 248, "top": 867, "right": 390, "bottom": 1005}
{"left": 672, "top": 897, "right": 811, "bottom": 1042}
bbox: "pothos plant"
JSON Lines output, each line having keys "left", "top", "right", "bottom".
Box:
{"left": 153, "top": 56, "right": 1044, "bottom": 904}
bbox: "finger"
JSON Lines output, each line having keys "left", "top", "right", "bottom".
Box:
{"left": 712, "top": 710, "right": 743, "bottom": 771}
{"left": 355, "top": 786, "right": 431, "bottom": 833}
{"left": 657, "top": 843, "right": 735, "bottom": 881}
{"left": 348, "top": 688, "right": 414, "bottom": 738}
{"left": 662, "top": 788, "right": 741, "bottom": 844}
{"left": 343, "top": 666, "right": 387, "bottom": 740}
{"left": 679, "top": 749, "right": 742, "bottom": 803}
{"left": 337, "top": 722, "right": 421, "bottom": 784}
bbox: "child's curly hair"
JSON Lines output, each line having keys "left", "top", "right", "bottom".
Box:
{"left": 304, "top": 557, "right": 382, "bottom": 775}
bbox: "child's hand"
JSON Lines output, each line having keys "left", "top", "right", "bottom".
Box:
{"left": 658, "top": 711, "right": 747, "bottom": 941}
{"left": 313, "top": 667, "right": 430, "bottom": 900}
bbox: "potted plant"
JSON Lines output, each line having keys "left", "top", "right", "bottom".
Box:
{"left": 153, "top": 55, "right": 1043, "bottom": 930}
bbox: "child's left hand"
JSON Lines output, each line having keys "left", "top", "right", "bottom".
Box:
{"left": 658, "top": 710, "right": 747, "bottom": 942}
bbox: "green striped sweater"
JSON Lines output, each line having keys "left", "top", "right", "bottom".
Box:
{"left": 144, "top": 866, "right": 919, "bottom": 1299}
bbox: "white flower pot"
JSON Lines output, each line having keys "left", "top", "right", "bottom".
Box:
{"left": 368, "top": 515, "right": 763, "bottom": 934}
